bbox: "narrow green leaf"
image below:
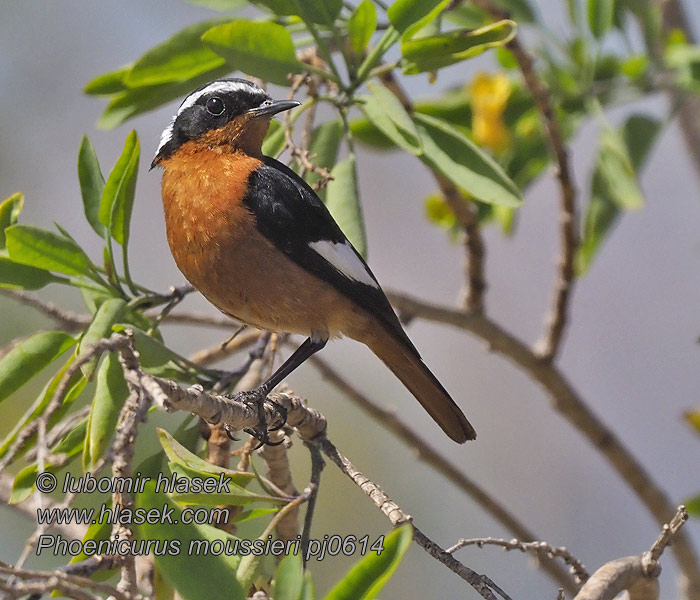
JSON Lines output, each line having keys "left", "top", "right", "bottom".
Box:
{"left": 0, "top": 192, "right": 24, "bottom": 249}
{"left": 349, "top": 0, "right": 377, "bottom": 55}
{"left": 387, "top": 0, "right": 449, "bottom": 36}
{"left": 301, "top": 571, "right": 315, "bottom": 600}
{"left": 305, "top": 120, "right": 344, "bottom": 194}
{"left": 78, "top": 298, "right": 127, "bottom": 380}
{"left": 273, "top": 552, "right": 304, "bottom": 600}
{"left": 0, "top": 357, "right": 86, "bottom": 459}
{"left": 262, "top": 120, "right": 286, "bottom": 157}
{"left": 401, "top": 20, "right": 517, "bottom": 74}
{"left": 78, "top": 137, "right": 107, "bottom": 237}
{"left": 231, "top": 507, "right": 278, "bottom": 523}
{"left": 100, "top": 131, "right": 140, "bottom": 246}
{"left": 203, "top": 20, "right": 303, "bottom": 86}
{"left": 596, "top": 125, "right": 644, "bottom": 211}
{"left": 5, "top": 225, "right": 93, "bottom": 276}
{"left": 325, "top": 157, "right": 367, "bottom": 258}
{"left": 0, "top": 331, "right": 75, "bottom": 404}
{"left": 125, "top": 20, "right": 230, "bottom": 87}
{"left": 576, "top": 178, "right": 620, "bottom": 274}
{"left": 0, "top": 256, "right": 60, "bottom": 290}
{"left": 95, "top": 64, "right": 233, "bottom": 129}
{"left": 157, "top": 428, "right": 254, "bottom": 485}
{"left": 686, "top": 495, "right": 700, "bottom": 517}
{"left": 69, "top": 518, "right": 113, "bottom": 566}
{"left": 621, "top": 114, "right": 661, "bottom": 170}
{"left": 84, "top": 354, "right": 128, "bottom": 471}
{"left": 84, "top": 66, "right": 132, "bottom": 95}
{"left": 291, "top": 0, "right": 343, "bottom": 26}
{"left": 9, "top": 464, "right": 39, "bottom": 504}
{"left": 325, "top": 524, "right": 413, "bottom": 600}
{"left": 134, "top": 481, "right": 245, "bottom": 600}
{"left": 365, "top": 81, "right": 421, "bottom": 151}
{"left": 171, "top": 487, "right": 288, "bottom": 506}
{"left": 413, "top": 113, "right": 523, "bottom": 206}
{"left": 588, "top": 0, "right": 615, "bottom": 39}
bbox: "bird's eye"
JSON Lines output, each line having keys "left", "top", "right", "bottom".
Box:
{"left": 206, "top": 97, "right": 225, "bottom": 116}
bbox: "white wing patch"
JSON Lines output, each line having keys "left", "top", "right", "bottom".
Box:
{"left": 309, "top": 241, "right": 379, "bottom": 288}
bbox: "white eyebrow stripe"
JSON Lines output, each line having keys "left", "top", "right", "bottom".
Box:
{"left": 177, "top": 80, "right": 266, "bottom": 116}
{"left": 308, "top": 240, "right": 379, "bottom": 289}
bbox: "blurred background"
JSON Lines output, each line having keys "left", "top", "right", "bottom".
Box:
{"left": 0, "top": 1, "right": 699, "bottom": 598}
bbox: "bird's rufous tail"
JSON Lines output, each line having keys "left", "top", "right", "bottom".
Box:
{"left": 362, "top": 327, "right": 476, "bottom": 443}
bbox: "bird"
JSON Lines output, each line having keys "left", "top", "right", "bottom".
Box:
{"left": 152, "top": 78, "right": 476, "bottom": 443}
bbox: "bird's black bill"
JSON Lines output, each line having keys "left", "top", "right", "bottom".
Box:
{"left": 248, "top": 99, "right": 300, "bottom": 118}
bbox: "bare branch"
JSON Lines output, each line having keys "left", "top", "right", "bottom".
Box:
{"left": 308, "top": 353, "right": 578, "bottom": 593}
{"left": 387, "top": 290, "right": 700, "bottom": 593}
{"left": 448, "top": 536, "right": 589, "bottom": 585}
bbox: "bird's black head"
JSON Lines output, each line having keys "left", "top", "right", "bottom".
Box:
{"left": 152, "top": 78, "right": 298, "bottom": 167}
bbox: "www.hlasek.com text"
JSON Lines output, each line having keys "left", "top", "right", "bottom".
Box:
{"left": 36, "top": 534, "right": 386, "bottom": 562}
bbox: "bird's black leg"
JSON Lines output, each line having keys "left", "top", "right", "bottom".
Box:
{"left": 234, "top": 336, "right": 327, "bottom": 445}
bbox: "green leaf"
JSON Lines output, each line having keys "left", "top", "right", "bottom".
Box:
{"left": 349, "top": 117, "right": 396, "bottom": 149}
{"left": 5, "top": 225, "right": 93, "bottom": 276}
{"left": 78, "top": 298, "right": 127, "bottom": 380}
{"left": 413, "top": 113, "right": 523, "bottom": 206}
{"left": 325, "top": 524, "right": 413, "bottom": 600}
{"left": 325, "top": 157, "right": 367, "bottom": 258}
{"left": 181, "top": 0, "right": 247, "bottom": 9}
{"left": 78, "top": 137, "right": 107, "bottom": 237}
{"left": 686, "top": 495, "right": 700, "bottom": 517}
{"left": 490, "top": 0, "right": 536, "bottom": 22}
{"left": 273, "top": 552, "right": 304, "bottom": 600}
{"left": 112, "top": 326, "right": 202, "bottom": 382}
{"left": 95, "top": 64, "right": 233, "bottom": 129}
{"left": 11, "top": 417, "right": 88, "bottom": 504}
{"left": 301, "top": 571, "right": 315, "bottom": 600}
{"left": 0, "top": 356, "right": 86, "bottom": 459}
{"left": 84, "top": 66, "right": 132, "bottom": 95}
{"left": 0, "top": 331, "right": 75, "bottom": 404}
{"left": 203, "top": 20, "right": 303, "bottom": 86}
{"left": 359, "top": 82, "right": 422, "bottom": 154}
{"left": 588, "top": 0, "right": 615, "bottom": 39}
{"left": 171, "top": 485, "right": 288, "bottom": 506}
{"left": 621, "top": 114, "right": 661, "bottom": 170}
{"left": 125, "top": 20, "right": 230, "bottom": 87}
{"left": 100, "top": 131, "right": 140, "bottom": 246}
{"left": 292, "top": 0, "right": 343, "bottom": 26}
{"left": 134, "top": 481, "right": 245, "bottom": 600}
{"left": 0, "top": 256, "right": 60, "bottom": 290}
{"left": 577, "top": 116, "right": 658, "bottom": 274}
{"left": 348, "top": 0, "right": 377, "bottom": 55}
{"left": 401, "top": 20, "right": 517, "bottom": 74}
{"left": 387, "top": 0, "right": 450, "bottom": 36}
{"left": 157, "top": 428, "right": 254, "bottom": 485}
{"left": 84, "top": 353, "right": 128, "bottom": 472}
{"left": 262, "top": 120, "right": 286, "bottom": 157}
{"left": 0, "top": 192, "right": 24, "bottom": 249}
{"left": 305, "top": 120, "right": 344, "bottom": 194}
{"left": 231, "top": 507, "right": 278, "bottom": 523}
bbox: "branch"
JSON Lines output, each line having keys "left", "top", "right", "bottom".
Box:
{"left": 387, "top": 290, "right": 700, "bottom": 595}
{"left": 308, "top": 353, "right": 579, "bottom": 593}
{"left": 378, "top": 69, "right": 487, "bottom": 313}
{"left": 471, "top": 0, "right": 578, "bottom": 359}
{"left": 573, "top": 507, "right": 687, "bottom": 600}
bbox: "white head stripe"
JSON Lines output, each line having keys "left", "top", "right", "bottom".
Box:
{"left": 153, "top": 80, "right": 267, "bottom": 161}
{"left": 308, "top": 241, "right": 379, "bottom": 288}
{"left": 177, "top": 80, "right": 266, "bottom": 117}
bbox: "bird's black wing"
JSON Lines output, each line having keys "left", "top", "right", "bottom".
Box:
{"left": 243, "top": 156, "right": 417, "bottom": 353}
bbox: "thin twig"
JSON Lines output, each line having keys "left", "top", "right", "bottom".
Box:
{"left": 471, "top": 0, "right": 578, "bottom": 360}
{"left": 301, "top": 442, "right": 324, "bottom": 567}
{"left": 308, "top": 352, "right": 578, "bottom": 593}
{"left": 448, "top": 537, "right": 589, "bottom": 585}
{"left": 387, "top": 290, "right": 700, "bottom": 593}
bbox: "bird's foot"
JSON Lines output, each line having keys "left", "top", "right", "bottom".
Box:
{"left": 226, "top": 388, "right": 288, "bottom": 448}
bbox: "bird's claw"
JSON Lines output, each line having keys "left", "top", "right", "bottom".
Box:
{"left": 226, "top": 388, "right": 288, "bottom": 447}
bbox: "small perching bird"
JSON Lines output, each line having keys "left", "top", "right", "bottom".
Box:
{"left": 152, "top": 78, "right": 476, "bottom": 444}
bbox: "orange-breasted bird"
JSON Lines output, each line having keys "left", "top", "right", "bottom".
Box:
{"left": 152, "top": 78, "right": 475, "bottom": 443}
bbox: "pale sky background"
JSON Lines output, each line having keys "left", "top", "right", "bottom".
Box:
{"left": 1, "top": 1, "right": 699, "bottom": 598}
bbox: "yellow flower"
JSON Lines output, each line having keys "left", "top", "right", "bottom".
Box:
{"left": 469, "top": 72, "right": 512, "bottom": 152}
